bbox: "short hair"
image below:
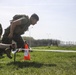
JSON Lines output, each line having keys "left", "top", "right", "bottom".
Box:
{"left": 31, "top": 13, "right": 39, "bottom": 21}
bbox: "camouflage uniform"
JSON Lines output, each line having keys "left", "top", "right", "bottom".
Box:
{"left": 0, "top": 24, "right": 3, "bottom": 56}
{"left": 0, "top": 24, "right": 2, "bottom": 37}
{"left": 2, "top": 15, "right": 30, "bottom": 48}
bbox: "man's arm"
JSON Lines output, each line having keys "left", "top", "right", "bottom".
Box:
{"left": 8, "top": 16, "right": 28, "bottom": 38}
{"left": 8, "top": 19, "right": 21, "bottom": 38}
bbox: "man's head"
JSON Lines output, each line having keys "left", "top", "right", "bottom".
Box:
{"left": 30, "top": 13, "right": 39, "bottom": 25}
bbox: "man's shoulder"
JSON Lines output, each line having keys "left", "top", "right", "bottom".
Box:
{"left": 13, "top": 14, "right": 29, "bottom": 21}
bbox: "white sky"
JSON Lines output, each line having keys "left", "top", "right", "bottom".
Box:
{"left": 0, "top": 0, "right": 76, "bottom": 42}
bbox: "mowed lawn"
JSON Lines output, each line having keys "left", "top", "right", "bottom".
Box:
{"left": 0, "top": 46, "right": 76, "bottom": 75}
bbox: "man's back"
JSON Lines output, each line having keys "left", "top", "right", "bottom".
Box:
{"left": 5, "top": 15, "right": 30, "bottom": 35}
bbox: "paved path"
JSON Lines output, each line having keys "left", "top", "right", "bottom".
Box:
{"left": 33, "top": 49, "right": 76, "bottom": 53}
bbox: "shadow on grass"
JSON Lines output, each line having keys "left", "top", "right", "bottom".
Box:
{"left": 7, "top": 61, "right": 57, "bottom": 68}
{"left": 0, "top": 66, "right": 2, "bottom": 69}
{"left": 0, "top": 56, "right": 5, "bottom": 59}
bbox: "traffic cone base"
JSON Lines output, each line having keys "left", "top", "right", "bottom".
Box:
{"left": 24, "top": 54, "right": 30, "bottom": 60}
{"left": 24, "top": 43, "right": 30, "bottom": 60}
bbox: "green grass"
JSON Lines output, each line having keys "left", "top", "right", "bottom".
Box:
{"left": 0, "top": 46, "right": 76, "bottom": 75}
{"left": 33, "top": 46, "right": 76, "bottom": 50}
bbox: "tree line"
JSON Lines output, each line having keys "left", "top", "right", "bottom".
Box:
{"left": 22, "top": 36, "right": 60, "bottom": 47}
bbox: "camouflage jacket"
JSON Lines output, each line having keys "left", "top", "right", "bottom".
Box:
{"left": 5, "top": 15, "right": 30, "bottom": 35}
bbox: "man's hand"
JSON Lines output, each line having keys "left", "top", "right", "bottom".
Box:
{"left": 8, "top": 33, "right": 13, "bottom": 38}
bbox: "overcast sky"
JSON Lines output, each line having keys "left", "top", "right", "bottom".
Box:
{"left": 0, "top": 0, "right": 76, "bottom": 42}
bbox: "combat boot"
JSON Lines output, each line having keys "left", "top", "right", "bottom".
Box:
{"left": 5, "top": 48, "right": 12, "bottom": 59}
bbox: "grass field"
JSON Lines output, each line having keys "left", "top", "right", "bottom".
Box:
{"left": 0, "top": 46, "right": 76, "bottom": 75}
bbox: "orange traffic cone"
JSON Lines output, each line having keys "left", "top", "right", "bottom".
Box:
{"left": 24, "top": 43, "right": 30, "bottom": 60}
